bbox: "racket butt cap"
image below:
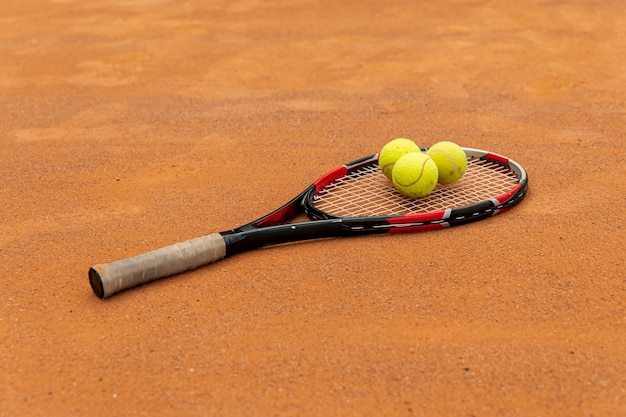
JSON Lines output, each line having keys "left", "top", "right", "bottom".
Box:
{"left": 89, "top": 267, "right": 105, "bottom": 299}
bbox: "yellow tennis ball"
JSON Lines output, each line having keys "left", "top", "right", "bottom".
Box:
{"left": 378, "top": 138, "right": 421, "bottom": 180}
{"left": 426, "top": 141, "right": 467, "bottom": 184}
{"left": 392, "top": 152, "right": 439, "bottom": 198}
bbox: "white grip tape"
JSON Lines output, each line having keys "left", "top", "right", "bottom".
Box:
{"left": 91, "top": 233, "right": 226, "bottom": 298}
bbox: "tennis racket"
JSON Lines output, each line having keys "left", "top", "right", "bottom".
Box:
{"left": 89, "top": 147, "right": 528, "bottom": 298}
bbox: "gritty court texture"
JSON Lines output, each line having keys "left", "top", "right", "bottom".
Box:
{"left": 1, "top": 1, "right": 625, "bottom": 416}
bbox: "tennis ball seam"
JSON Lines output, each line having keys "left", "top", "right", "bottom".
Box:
{"left": 428, "top": 149, "right": 463, "bottom": 177}
{"left": 381, "top": 162, "right": 395, "bottom": 177}
{"left": 394, "top": 157, "right": 429, "bottom": 187}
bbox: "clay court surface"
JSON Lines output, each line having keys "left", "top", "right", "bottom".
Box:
{"left": 1, "top": 1, "right": 625, "bottom": 416}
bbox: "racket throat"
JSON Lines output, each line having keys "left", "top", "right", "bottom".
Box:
{"left": 220, "top": 220, "right": 372, "bottom": 257}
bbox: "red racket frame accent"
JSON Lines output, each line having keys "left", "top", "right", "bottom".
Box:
{"left": 314, "top": 166, "right": 349, "bottom": 191}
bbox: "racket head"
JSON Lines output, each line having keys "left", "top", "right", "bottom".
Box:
{"left": 304, "top": 147, "right": 528, "bottom": 229}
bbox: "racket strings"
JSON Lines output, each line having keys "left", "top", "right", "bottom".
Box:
{"left": 312, "top": 157, "right": 521, "bottom": 217}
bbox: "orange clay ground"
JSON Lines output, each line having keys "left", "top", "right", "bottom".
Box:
{"left": 1, "top": 1, "right": 625, "bottom": 416}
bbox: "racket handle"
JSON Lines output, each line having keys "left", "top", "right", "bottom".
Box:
{"left": 88, "top": 233, "right": 227, "bottom": 299}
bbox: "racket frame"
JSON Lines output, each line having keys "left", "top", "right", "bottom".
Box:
{"left": 221, "top": 147, "right": 527, "bottom": 256}
{"left": 89, "top": 147, "right": 528, "bottom": 298}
